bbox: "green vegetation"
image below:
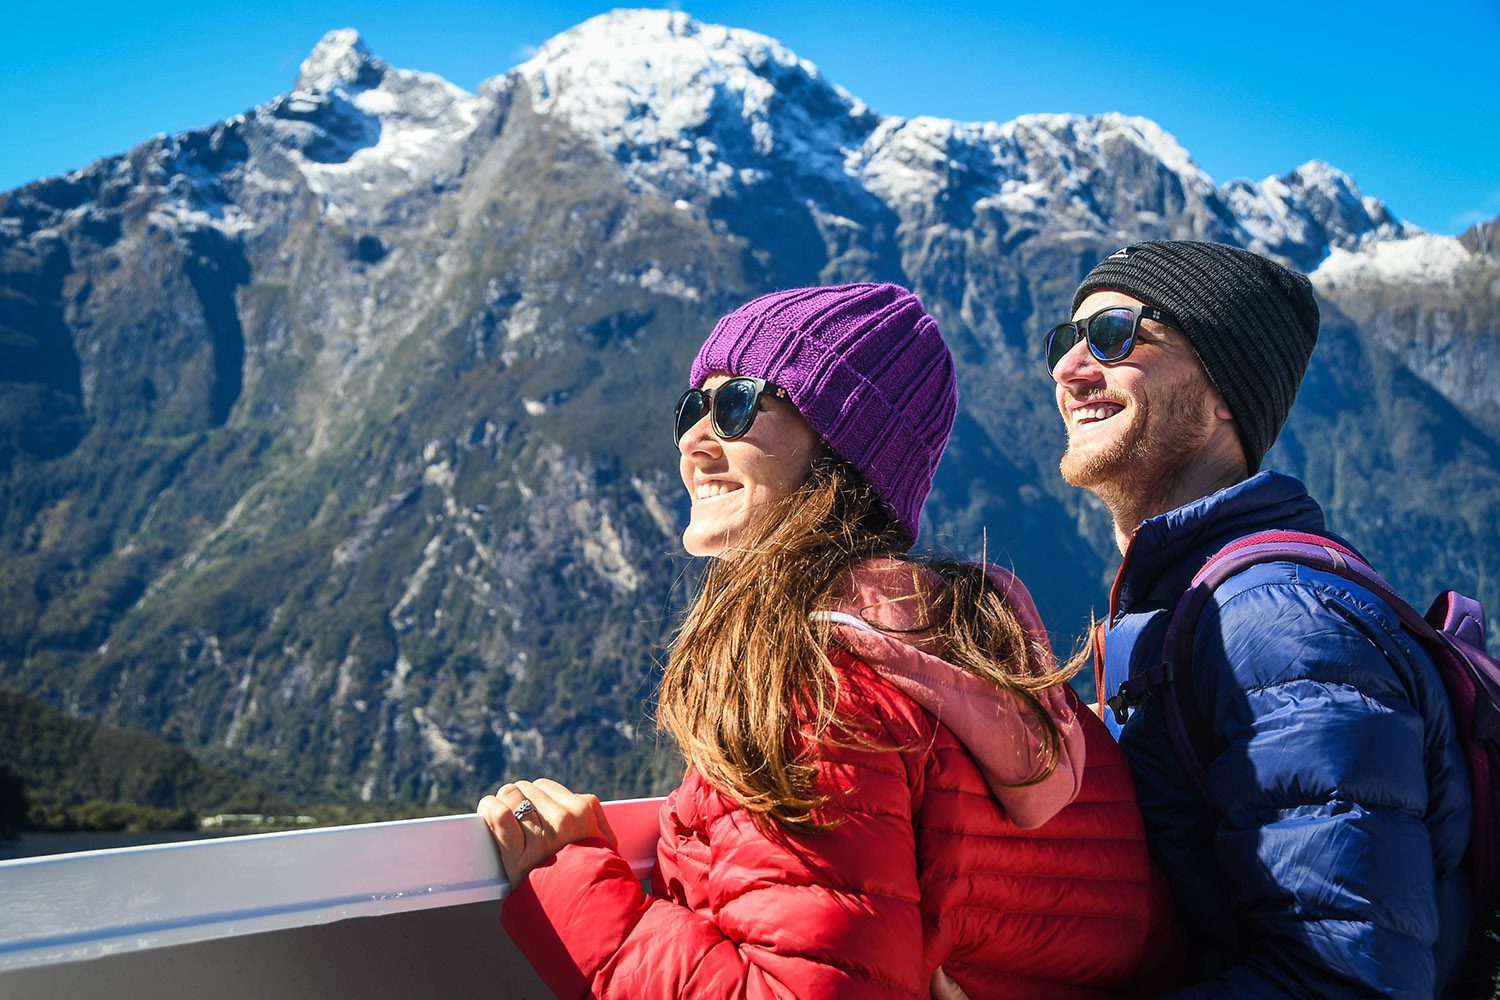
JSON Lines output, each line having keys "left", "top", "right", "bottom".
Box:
{"left": 0, "top": 763, "right": 25, "bottom": 839}
{"left": 0, "top": 688, "right": 284, "bottom": 831}
{"left": 27, "top": 800, "right": 197, "bottom": 833}
{"left": 0, "top": 689, "right": 480, "bottom": 833}
{"left": 296, "top": 801, "right": 464, "bottom": 826}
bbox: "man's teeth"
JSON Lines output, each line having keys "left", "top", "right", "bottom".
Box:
{"left": 696, "top": 482, "right": 740, "bottom": 500}
{"left": 1075, "top": 405, "right": 1120, "bottom": 424}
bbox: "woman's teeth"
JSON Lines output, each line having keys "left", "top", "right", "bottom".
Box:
{"left": 696, "top": 482, "right": 741, "bottom": 500}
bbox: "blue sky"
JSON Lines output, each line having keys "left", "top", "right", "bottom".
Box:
{"left": 2, "top": 1, "right": 1497, "bottom": 235}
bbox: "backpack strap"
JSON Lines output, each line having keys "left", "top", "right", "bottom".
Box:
{"left": 1429, "top": 591, "right": 1487, "bottom": 652}
{"left": 1160, "top": 529, "right": 1447, "bottom": 797}
{"left": 1095, "top": 609, "right": 1172, "bottom": 736}
{"left": 1164, "top": 530, "right": 1500, "bottom": 988}
{"left": 1427, "top": 594, "right": 1500, "bottom": 743}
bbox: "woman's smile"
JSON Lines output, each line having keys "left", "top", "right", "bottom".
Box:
{"left": 678, "top": 373, "right": 820, "bottom": 557}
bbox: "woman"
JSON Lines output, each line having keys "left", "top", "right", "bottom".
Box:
{"left": 479, "top": 283, "right": 1171, "bottom": 998}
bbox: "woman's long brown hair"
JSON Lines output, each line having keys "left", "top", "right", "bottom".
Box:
{"left": 657, "top": 451, "right": 1080, "bottom": 834}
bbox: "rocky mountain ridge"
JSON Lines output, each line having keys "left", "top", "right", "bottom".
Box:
{"left": 1, "top": 10, "right": 1495, "bottom": 805}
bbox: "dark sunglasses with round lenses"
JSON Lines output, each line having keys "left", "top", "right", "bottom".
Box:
{"left": 1044, "top": 304, "right": 1181, "bottom": 373}
{"left": 674, "top": 377, "right": 793, "bottom": 446}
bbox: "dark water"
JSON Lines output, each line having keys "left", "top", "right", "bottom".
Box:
{"left": 0, "top": 829, "right": 241, "bottom": 862}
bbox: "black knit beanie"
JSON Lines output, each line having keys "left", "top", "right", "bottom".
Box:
{"left": 1072, "top": 240, "right": 1320, "bottom": 473}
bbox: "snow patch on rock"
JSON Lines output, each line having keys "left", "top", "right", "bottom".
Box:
{"left": 1313, "top": 234, "right": 1473, "bottom": 288}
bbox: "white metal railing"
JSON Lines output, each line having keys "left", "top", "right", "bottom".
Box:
{"left": 0, "top": 796, "right": 665, "bottom": 973}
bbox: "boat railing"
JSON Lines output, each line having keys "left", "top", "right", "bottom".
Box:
{"left": 0, "top": 796, "right": 666, "bottom": 998}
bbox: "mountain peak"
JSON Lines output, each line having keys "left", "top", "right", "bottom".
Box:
{"left": 1283, "top": 159, "right": 1357, "bottom": 194}
{"left": 514, "top": 8, "right": 861, "bottom": 125}
{"left": 525, "top": 8, "right": 776, "bottom": 64}
{"left": 509, "top": 8, "right": 868, "bottom": 200}
{"left": 296, "top": 29, "right": 383, "bottom": 92}
{"left": 1281, "top": 159, "right": 1406, "bottom": 235}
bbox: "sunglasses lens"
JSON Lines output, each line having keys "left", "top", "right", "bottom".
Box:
{"left": 1046, "top": 324, "right": 1082, "bottom": 372}
{"left": 713, "top": 378, "right": 760, "bottom": 439}
{"left": 1087, "top": 309, "right": 1137, "bottom": 362}
{"left": 675, "top": 389, "right": 710, "bottom": 444}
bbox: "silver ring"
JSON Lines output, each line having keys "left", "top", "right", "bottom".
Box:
{"left": 511, "top": 798, "right": 535, "bottom": 821}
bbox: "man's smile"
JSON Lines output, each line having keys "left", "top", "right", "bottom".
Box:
{"left": 1071, "top": 402, "right": 1124, "bottom": 427}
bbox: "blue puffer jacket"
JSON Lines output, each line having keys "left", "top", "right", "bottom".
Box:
{"left": 1101, "top": 472, "right": 1470, "bottom": 998}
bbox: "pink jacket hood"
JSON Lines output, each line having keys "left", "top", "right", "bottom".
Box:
{"left": 820, "top": 559, "right": 1086, "bottom": 829}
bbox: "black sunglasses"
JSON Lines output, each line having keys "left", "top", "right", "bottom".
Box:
{"left": 1044, "top": 305, "right": 1181, "bottom": 373}
{"left": 674, "top": 377, "right": 792, "bottom": 446}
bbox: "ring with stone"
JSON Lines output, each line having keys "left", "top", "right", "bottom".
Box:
{"left": 511, "top": 798, "right": 536, "bottom": 822}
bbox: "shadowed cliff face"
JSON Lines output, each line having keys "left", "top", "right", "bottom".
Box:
{"left": 0, "top": 15, "right": 1496, "bottom": 806}
{"left": 0, "top": 234, "right": 85, "bottom": 468}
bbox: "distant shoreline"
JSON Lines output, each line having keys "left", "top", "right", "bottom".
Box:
{"left": 0, "top": 829, "right": 248, "bottom": 863}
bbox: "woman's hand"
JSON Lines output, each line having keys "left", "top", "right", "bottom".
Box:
{"left": 477, "top": 778, "right": 618, "bottom": 885}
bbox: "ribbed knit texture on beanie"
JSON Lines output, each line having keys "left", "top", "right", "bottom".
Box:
{"left": 691, "top": 283, "right": 957, "bottom": 547}
{"left": 1073, "top": 241, "right": 1320, "bottom": 472}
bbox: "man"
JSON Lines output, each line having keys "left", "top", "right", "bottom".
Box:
{"left": 1048, "top": 241, "right": 1471, "bottom": 997}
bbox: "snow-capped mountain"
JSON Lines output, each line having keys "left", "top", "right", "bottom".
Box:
{"left": 508, "top": 12, "right": 1417, "bottom": 267}
{"left": 514, "top": 13, "right": 876, "bottom": 198}
{"left": 1, "top": 11, "right": 1495, "bottom": 806}
{"left": 280, "top": 30, "right": 481, "bottom": 211}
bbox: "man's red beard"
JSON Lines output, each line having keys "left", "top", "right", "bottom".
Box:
{"left": 1060, "top": 376, "right": 1215, "bottom": 506}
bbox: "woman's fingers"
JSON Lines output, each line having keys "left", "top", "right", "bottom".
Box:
{"left": 510, "top": 779, "right": 576, "bottom": 880}
{"left": 499, "top": 781, "right": 543, "bottom": 832}
{"left": 483, "top": 803, "right": 531, "bottom": 881}
{"left": 478, "top": 777, "right": 615, "bottom": 885}
{"left": 589, "top": 794, "right": 619, "bottom": 848}
{"left": 476, "top": 784, "right": 528, "bottom": 884}
{"left": 529, "top": 778, "right": 617, "bottom": 846}
{"left": 512, "top": 779, "right": 564, "bottom": 832}
{"left": 529, "top": 777, "right": 574, "bottom": 796}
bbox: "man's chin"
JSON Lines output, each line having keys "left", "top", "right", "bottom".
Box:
{"left": 1059, "top": 446, "right": 1125, "bottom": 490}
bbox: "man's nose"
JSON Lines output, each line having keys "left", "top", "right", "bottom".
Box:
{"left": 1051, "top": 336, "right": 1104, "bottom": 389}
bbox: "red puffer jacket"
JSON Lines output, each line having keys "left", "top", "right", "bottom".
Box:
{"left": 503, "top": 561, "right": 1173, "bottom": 998}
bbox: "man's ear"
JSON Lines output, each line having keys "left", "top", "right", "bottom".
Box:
{"left": 1205, "top": 380, "right": 1234, "bottom": 422}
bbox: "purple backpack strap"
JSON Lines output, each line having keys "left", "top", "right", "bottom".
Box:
{"left": 1164, "top": 530, "right": 1500, "bottom": 982}
{"left": 1431, "top": 591, "right": 1487, "bottom": 652}
{"left": 1161, "top": 530, "right": 1438, "bottom": 798}
{"left": 1425, "top": 593, "right": 1500, "bottom": 915}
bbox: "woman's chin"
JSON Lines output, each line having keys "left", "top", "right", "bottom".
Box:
{"left": 682, "top": 526, "right": 724, "bottom": 558}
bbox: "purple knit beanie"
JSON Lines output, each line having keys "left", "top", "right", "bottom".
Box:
{"left": 690, "top": 283, "right": 957, "bottom": 547}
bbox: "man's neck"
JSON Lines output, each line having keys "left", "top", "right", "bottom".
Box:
{"left": 1101, "top": 453, "right": 1248, "bottom": 554}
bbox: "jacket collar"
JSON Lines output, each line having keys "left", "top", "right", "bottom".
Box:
{"left": 1111, "top": 471, "right": 1326, "bottom": 616}
{"left": 823, "top": 559, "right": 1087, "bottom": 829}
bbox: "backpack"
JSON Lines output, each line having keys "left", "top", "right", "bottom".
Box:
{"left": 1104, "top": 529, "right": 1499, "bottom": 992}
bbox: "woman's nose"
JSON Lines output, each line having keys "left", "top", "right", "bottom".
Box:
{"left": 677, "top": 414, "right": 721, "bottom": 456}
